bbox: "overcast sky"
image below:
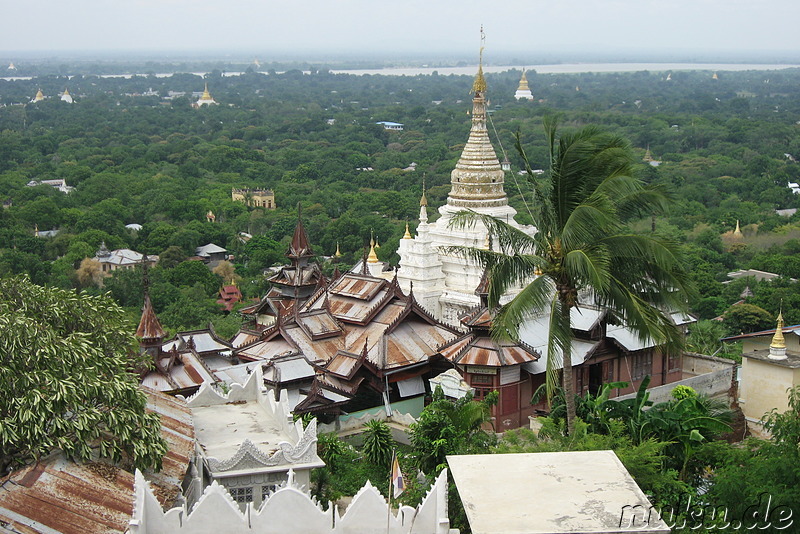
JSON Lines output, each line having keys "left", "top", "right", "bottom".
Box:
{"left": 3, "top": 0, "right": 799, "bottom": 60}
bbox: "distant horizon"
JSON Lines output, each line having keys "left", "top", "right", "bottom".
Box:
{"left": 3, "top": 47, "right": 800, "bottom": 66}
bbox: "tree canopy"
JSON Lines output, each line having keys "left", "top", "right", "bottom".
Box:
{"left": 0, "top": 276, "right": 167, "bottom": 474}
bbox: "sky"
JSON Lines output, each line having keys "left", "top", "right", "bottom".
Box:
{"left": 2, "top": 0, "right": 799, "bottom": 60}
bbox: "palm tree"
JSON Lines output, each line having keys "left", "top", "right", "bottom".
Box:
{"left": 451, "top": 116, "right": 692, "bottom": 434}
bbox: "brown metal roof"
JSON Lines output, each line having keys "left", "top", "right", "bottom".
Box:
{"left": 329, "top": 273, "right": 385, "bottom": 301}
{"left": 144, "top": 389, "right": 194, "bottom": 496}
{"left": 439, "top": 333, "right": 540, "bottom": 367}
{"left": 0, "top": 456, "right": 134, "bottom": 534}
{"left": 136, "top": 293, "right": 165, "bottom": 340}
{"left": 287, "top": 217, "right": 314, "bottom": 259}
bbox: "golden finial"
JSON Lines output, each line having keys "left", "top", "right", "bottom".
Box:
{"left": 420, "top": 178, "right": 428, "bottom": 207}
{"left": 375, "top": 237, "right": 380, "bottom": 249}
{"left": 367, "top": 231, "right": 379, "bottom": 263}
{"left": 771, "top": 311, "right": 786, "bottom": 349}
{"left": 733, "top": 220, "right": 743, "bottom": 238}
{"left": 34, "top": 224, "right": 39, "bottom": 237}
{"left": 202, "top": 82, "right": 212, "bottom": 99}
{"left": 403, "top": 222, "right": 412, "bottom": 239}
{"left": 334, "top": 241, "right": 342, "bottom": 257}
{"left": 472, "top": 26, "right": 487, "bottom": 94}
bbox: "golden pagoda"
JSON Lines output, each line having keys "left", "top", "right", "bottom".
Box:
{"left": 367, "top": 235, "right": 379, "bottom": 263}
{"left": 514, "top": 70, "right": 533, "bottom": 100}
{"left": 334, "top": 242, "right": 342, "bottom": 257}
{"left": 193, "top": 82, "right": 218, "bottom": 108}
{"left": 769, "top": 312, "right": 787, "bottom": 360}
{"left": 403, "top": 222, "right": 412, "bottom": 240}
{"left": 32, "top": 89, "right": 45, "bottom": 103}
{"left": 712, "top": 72, "right": 719, "bottom": 80}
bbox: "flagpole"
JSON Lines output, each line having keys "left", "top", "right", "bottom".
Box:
{"left": 386, "top": 451, "right": 394, "bottom": 534}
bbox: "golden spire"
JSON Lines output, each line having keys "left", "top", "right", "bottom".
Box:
{"left": 420, "top": 179, "right": 428, "bottom": 207}
{"left": 202, "top": 82, "right": 212, "bottom": 100}
{"left": 34, "top": 224, "right": 39, "bottom": 237}
{"left": 772, "top": 311, "right": 786, "bottom": 349}
{"left": 334, "top": 241, "right": 342, "bottom": 257}
{"left": 517, "top": 70, "right": 530, "bottom": 91}
{"left": 63, "top": 88, "right": 70, "bottom": 96}
{"left": 403, "top": 222, "right": 412, "bottom": 239}
{"left": 367, "top": 233, "right": 379, "bottom": 263}
{"left": 472, "top": 26, "right": 487, "bottom": 94}
{"left": 733, "top": 220, "right": 743, "bottom": 238}
{"left": 375, "top": 237, "right": 380, "bottom": 249}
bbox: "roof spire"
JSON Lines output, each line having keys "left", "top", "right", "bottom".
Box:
{"left": 403, "top": 221, "right": 412, "bottom": 239}
{"left": 447, "top": 29, "right": 507, "bottom": 209}
{"left": 367, "top": 231, "right": 379, "bottom": 264}
{"left": 287, "top": 203, "right": 314, "bottom": 260}
{"left": 472, "top": 26, "right": 487, "bottom": 94}
{"left": 137, "top": 254, "right": 166, "bottom": 343}
{"left": 770, "top": 309, "right": 787, "bottom": 360}
{"left": 733, "top": 220, "right": 743, "bottom": 238}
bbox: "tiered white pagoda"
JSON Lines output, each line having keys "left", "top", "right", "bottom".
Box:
{"left": 397, "top": 59, "right": 535, "bottom": 325}
{"left": 514, "top": 70, "right": 533, "bottom": 100}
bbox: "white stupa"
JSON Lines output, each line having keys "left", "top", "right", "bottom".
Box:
{"left": 60, "top": 88, "right": 73, "bottom": 103}
{"left": 396, "top": 55, "right": 536, "bottom": 325}
{"left": 8, "top": 62, "right": 17, "bottom": 71}
{"left": 514, "top": 70, "right": 533, "bottom": 100}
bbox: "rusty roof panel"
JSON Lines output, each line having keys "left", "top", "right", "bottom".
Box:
{"left": 326, "top": 352, "right": 360, "bottom": 377}
{"left": 0, "top": 456, "right": 134, "bottom": 534}
{"left": 298, "top": 309, "right": 343, "bottom": 337}
{"left": 237, "top": 338, "right": 294, "bottom": 360}
{"left": 144, "top": 389, "right": 194, "bottom": 492}
{"left": 330, "top": 274, "right": 385, "bottom": 301}
{"left": 458, "top": 347, "right": 502, "bottom": 366}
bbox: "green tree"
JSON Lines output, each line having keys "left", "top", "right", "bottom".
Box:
{"left": 361, "top": 419, "right": 393, "bottom": 469}
{"left": 0, "top": 276, "right": 166, "bottom": 475}
{"left": 409, "top": 386, "right": 496, "bottom": 475}
{"left": 722, "top": 303, "right": 773, "bottom": 335}
{"left": 452, "top": 117, "right": 692, "bottom": 434}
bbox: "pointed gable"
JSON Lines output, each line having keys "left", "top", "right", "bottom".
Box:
{"left": 136, "top": 293, "right": 165, "bottom": 341}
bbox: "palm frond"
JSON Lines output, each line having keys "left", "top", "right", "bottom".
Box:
{"left": 491, "top": 274, "right": 555, "bottom": 340}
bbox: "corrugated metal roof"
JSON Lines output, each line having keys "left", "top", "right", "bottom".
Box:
{"left": 329, "top": 274, "right": 385, "bottom": 301}
{"left": 440, "top": 333, "right": 539, "bottom": 367}
{"left": 523, "top": 339, "right": 599, "bottom": 374}
{"left": 326, "top": 352, "right": 361, "bottom": 377}
{"left": 0, "top": 456, "right": 134, "bottom": 534}
{"left": 606, "top": 325, "right": 657, "bottom": 352}
{"left": 144, "top": 389, "right": 194, "bottom": 493}
{"left": 0, "top": 391, "right": 192, "bottom": 534}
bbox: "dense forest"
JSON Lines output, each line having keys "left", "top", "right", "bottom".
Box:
{"left": 1, "top": 65, "right": 800, "bottom": 342}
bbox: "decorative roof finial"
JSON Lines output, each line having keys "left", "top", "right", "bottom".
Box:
{"left": 769, "top": 307, "right": 787, "bottom": 360}
{"left": 472, "top": 26, "right": 487, "bottom": 94}
{"left": 367, "top": 230, "right": 379, "bottom": 263}
{"left": 403, "top": 221, "right": 412, "bottom": 239}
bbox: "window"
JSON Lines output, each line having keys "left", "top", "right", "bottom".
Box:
{"left": 261, "top": 484, "right": 278, "bottom": 501}
{"left": 471, "top": 374, "right": 493, "bottom": 385}
{"left": 230, "top": 487, "right": 253, "bottom": 503}
{"left": 472, "top": 387, "right": 492, "bottom": 400}
{"left": 631, "top": 352, "right": 653, "bottom": 381}
{"left": 668, "top": 352, "right": 681, "bottom": 372}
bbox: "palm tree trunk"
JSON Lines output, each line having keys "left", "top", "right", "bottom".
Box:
{"left": 561, "top": 304, "right": 576, "bottom": 435}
